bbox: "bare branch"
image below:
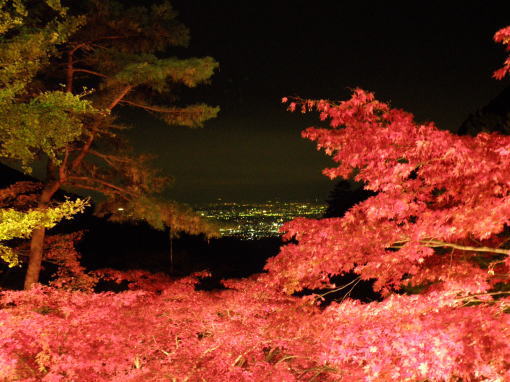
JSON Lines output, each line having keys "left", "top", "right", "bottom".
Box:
{"left": 70, "top": 85, "right": 133, "bottom": 172}
{"left": 68, "top": 36, "right": 130, "bottom": 55}
{"left": 91, "top": 35, "right": 129, "bottom": 43}
{"left": 68, "top": 42, "right": 89, "bottom": 56}
{"left": 67, "top": 176, "right": 137, "bottom": 198}
{"left": 73, "top": 68, "right": 108, "bottom": 78}
{"left": 388, "top": 238, "right": 510, "bottom": 256}
{"left": 67, "top": 182, "right": 130, "bottom": 200}
{"left": 120, "top": 99, "right": 187, "bottom": 114}
{"left": 11, "top": 250, "right": 60, "bottom": 266}
{"left": 108, "top": 85, "right": 133, "bottom": 110}
{"left": 423, "top": 239, "right": 510, "bottom": 255}
{"left": 88, "top": 150, "right": 133, "bottom": 164}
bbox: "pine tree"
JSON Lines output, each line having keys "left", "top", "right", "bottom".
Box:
{"left": 0, "top": 0, "right": 219, "bottom": 288}
{"left": 0, "top": 0, "right": 91, "bottom": 270}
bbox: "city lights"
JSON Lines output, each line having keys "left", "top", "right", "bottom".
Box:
{"left": 194, "top": 201, "right": 326, "bottom": 239}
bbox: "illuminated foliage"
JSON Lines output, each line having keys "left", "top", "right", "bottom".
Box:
{"left": 0, "top": 0, "right": 219, "bottom": 287}
{"left": 0, "top": 1, "right": 92, "bottom": 169}
{"left": 270, "top": 25, "right": 510, "bottom": 299}
{"left": 276, "top": 88, "right": 510, "bottom": 296}
{"left": 0, "top": 198, "right": 87, "bottom": 267}
{"left": 1, "top": 18, "right": 510, "bottom": 382}
{"left": 0, "top": 275, "right": 508, "bottom": 381}
{"left": 493, "top": 25, "right": 510, "bottom": 80}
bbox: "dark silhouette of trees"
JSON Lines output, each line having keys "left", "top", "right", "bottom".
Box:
{"left": 457, "top": 85, "right": 510, "bottom": 136}
{"left": 323, "top": 179, "right": 376, "bottom": 218}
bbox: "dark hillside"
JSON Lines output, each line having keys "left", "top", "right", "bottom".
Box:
{"left": 458, "top": 85, "right": 510, "bottom": 135}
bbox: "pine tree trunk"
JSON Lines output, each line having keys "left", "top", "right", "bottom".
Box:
{"left": 24, "top": 226, "right": 46, "bottom": 289}
{"left": 24, "top": 182, "right": 60, "bottom": 289}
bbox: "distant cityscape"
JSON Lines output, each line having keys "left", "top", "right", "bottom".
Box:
{"left": 194, "top": 201, "right": 326, "bottom": 240}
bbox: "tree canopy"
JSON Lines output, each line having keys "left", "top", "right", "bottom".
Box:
{"left": 0, "top": 0, "right": 219, "bottom": 287}
{"left": 276, "top": 88, "right": 510, "bottom": 296}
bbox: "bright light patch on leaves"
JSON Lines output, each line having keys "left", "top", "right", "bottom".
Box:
{"left": 0, "top": 198, "right": 88, "bottom": 266}
{"left": 0, "top": 277, "right": 508, "bottom": 381}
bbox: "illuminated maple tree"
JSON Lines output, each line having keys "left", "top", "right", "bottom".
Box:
{"left": 270, "top": 25, "right": 510, "bottom": 300}
{"left": 276, "top": 87, "right": 510, "bottom": 297}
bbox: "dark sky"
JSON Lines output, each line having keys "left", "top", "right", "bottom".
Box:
{"left": 124, "top": 1, "right": 509, "bottom": 204}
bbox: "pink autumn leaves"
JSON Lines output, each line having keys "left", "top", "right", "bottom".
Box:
{"left": 493, "top": 25, "right": 510, "bottom": 79}
{"left": 278, "top": 88, "right": 510, "bottom": 297}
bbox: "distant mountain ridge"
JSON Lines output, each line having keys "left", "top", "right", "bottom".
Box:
{"left": 0, "top": 162, "right": 37, "bottom": 188}
{"left": 458, "top": 85, "right": 510, "bottom": 135}
{"left": 0, "top": 162, "right": 83, "bottom": 202}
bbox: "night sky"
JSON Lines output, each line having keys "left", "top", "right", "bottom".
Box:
{"left": 123, "top": 1, "right": 509, "bottom": 204}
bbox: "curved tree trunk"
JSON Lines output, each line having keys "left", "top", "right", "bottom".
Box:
{"left": 23, "top": 85, "right": 130, "bottom": 289}
{"left": 24, "top": 181, "right": 61, "bottom": 289}
{"left": 24, "top": 227, "right": 46, "bottom": 289}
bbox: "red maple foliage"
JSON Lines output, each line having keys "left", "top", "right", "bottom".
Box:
{"left": 493, "top": 25, "right": 510, "bottom": 79}
{"left": 1, "top": 273, "right": 509, "bottom": 381}
{"left": 1, "top": 24, "right": 510, "bottom": 382}
{"left": 275, "top": 87, "right": 510, "bottom": 296}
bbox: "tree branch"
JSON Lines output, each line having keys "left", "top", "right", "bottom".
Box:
{"left": 107, "top": 85, "right": 133, "bottom": 110}
{"left": 68, "top": 42, "right": 89, "bottom": 56}
{"left": 88, "top": 150, "right": 133, "bottom": 167}
{"left": 68, "top": 37, "right": 128, "bottom": 55}
{"left": 119, "top": 99, "right": 187, "bottom": 114}
{"left": 58, "top": 148, "right": 69, "bottom": 182}
{"left": 11, "top": 250, "right": 60, "bottom": 266}
{"left": 67, "top": 50, "right": 74, "bottom": 92}
{"left": 388, "top": 238, "right": 510, "bottom": 256}
{"left": 67, "top": 176, "right": 137, "bottom": 198}
{"left": 70, "top": 85, "right": 133, "bottom": 172}
{"left": 67, "top": 183, "right": 130, "bottom": 200}
{"left": 72, "top": 68, "right": 108, "bottom": 78}
{"left": 91, "top": 35, "right": 129, "bottom": 43}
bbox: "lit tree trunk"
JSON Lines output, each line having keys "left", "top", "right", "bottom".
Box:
{"left": 24, "top": 48, "right": 76, "bottom": 289}
{"left": 24, "top": 181, "right": 61, "bottom": 289}
{"left": 169, "top": 226, "right": 174, "bottom": 274}
{"left": 24, "top": 86, "right": 131, "bottom": 289}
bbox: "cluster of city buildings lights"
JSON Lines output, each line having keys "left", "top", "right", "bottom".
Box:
{"left": 194, "top": 200, "right": 326, "bottom": 240}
